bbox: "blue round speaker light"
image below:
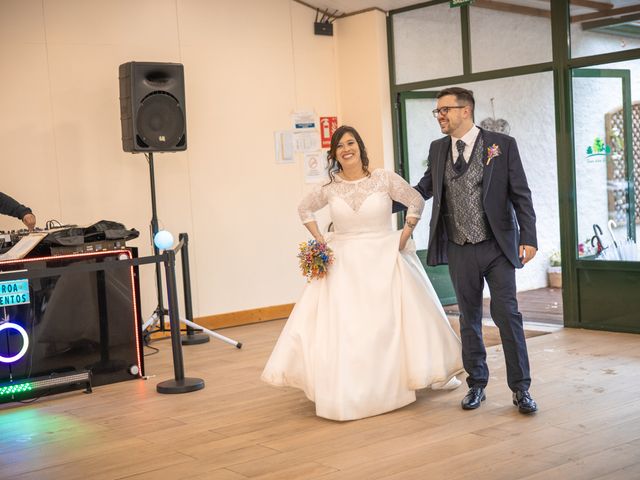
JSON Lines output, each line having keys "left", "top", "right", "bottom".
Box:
{"left": 154, "top": 230, "right": 174, "bottom": 250}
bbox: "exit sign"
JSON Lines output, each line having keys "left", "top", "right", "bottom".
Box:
{"left": 450, "top": 0, "right": 474, "bottom": 7}
{"left": 0, "top": 280, "right": 30, "bottom": 306}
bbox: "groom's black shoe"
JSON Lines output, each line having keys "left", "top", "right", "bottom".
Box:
{"left": 513, "top": 390, "right": 538, "bottom": 414}
{"left": 461, "top": 386, "right": 485, "bottom": 410}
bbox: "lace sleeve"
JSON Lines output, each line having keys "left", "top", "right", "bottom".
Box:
{"left": 297, "top": 185, "right": 328, "bottom": 223}
{"left": 386, "top": 171, "right": 425, "bottom": 219}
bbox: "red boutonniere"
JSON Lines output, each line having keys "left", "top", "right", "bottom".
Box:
{"left": 486, "top": 144, "right": 501, "bottom": 165}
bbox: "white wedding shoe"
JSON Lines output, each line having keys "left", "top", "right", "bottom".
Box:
{"left": 431, "top": 376, "right": 462, "bottom": 390}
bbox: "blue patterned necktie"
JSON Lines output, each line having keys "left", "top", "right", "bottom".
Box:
{"left": 454, "top": 139, "right": 465, "bottom": 174}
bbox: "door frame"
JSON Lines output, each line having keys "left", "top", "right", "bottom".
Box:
{"left": 396, "top": 90, "right": 457, "bottom": 305}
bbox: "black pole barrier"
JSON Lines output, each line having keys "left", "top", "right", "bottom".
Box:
{"left": 156, "top": 250, "right": 205, "bottom": 394}
{"left": 90, "top": 269, "right": 125, "bottom": 373}
{"left": 0, "top": 252, "right": 165, "bottom": 283}
{"left": 179, "top": 233, "right": 209, "bottom": 345}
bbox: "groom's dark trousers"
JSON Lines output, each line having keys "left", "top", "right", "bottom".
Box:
{"left": 447, "top": 238, "right": 530, "bottom": 392}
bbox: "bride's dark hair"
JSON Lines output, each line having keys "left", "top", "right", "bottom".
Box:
{"left": 325, "top": 125, "right": 370, "bottom": 185}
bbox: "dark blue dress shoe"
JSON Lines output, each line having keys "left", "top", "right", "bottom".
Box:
{"left": 461, "top": 386, "right": 485, "bottom": 410}
{"left": 513, "top": 390, "right": 538, "bottom": 414}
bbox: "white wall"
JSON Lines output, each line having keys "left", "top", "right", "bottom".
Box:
{"left": 0, "top": 0, "right": 393, "bottom": 319}
{"left": 335, "top": 10, "right": 393, "bottom": 171}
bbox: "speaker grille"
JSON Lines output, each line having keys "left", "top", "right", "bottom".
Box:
{"left": 135, "top": 92, "right": 185, "bottom": 149}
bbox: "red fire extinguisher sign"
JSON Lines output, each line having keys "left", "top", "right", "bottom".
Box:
{"left": 320, "top": 116, "right": 338, "bottom": 148}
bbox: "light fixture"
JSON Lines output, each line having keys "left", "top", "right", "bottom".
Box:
{"left": 0, "top": 322, "right": 29, "bottom": 363}
{"left": 0, "top": 370, "right": 92, "bottom": 402}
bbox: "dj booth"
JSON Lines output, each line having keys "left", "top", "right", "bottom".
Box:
{"left": 0, "top": 226, "right": 144, "bottom": 402}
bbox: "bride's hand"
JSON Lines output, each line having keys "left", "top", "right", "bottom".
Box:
{"left": 399, "top": 232, "right": 410, "bottom": 251}
{"left": 399, "top": 219, "right": 417, "bottom": 251}
{"left": 315, "top": 235, "right": 327, "bottom": 245}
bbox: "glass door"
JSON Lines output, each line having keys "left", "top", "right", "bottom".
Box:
{"left": 573, "top": 68, "right": 636, "bottom": 253}
{"left": 572, "top": 67, "right": 640, "bottom": 332}
{"left": 398, "top": 91, "right": 457, "bottom": 304}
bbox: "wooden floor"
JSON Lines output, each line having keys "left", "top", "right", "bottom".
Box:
{"left": 445, "top": 287, "right": 564, "bottom": 326}
{"left": 2, "top": 319, "right": 640, "bottom": 479}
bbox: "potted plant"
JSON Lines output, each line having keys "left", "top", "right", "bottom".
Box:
{"left": 548, "top": 250, "right": 562, "bottom": 289}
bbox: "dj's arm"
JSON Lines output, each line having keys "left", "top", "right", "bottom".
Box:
{"left": 0, "top": 192, "right": 36, "bottom": 230}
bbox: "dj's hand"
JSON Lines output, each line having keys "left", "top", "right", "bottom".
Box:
{"left": 22, "top": 213, "right": 36, "bottom": 231}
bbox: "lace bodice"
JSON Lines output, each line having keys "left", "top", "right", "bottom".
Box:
{"left": 298, "top": 169, "right": 424, "bottom": 225}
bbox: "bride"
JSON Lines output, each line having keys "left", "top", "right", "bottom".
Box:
{"left": 261, "top": 125, "right": 463, "bottom": 421}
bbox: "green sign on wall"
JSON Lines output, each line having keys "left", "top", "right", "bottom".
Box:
{"left": 450, "top": 0, "right": 474, "bottom": 7}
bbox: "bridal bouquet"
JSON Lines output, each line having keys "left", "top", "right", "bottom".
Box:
{"left": 297, "top": 239, "right": 334, "bottom": 282}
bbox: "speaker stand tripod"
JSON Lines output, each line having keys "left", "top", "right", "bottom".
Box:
{"left": 143, "top": 152, "right": 240, "bottom": 349}
{"left": 175, "top": 232, "right": 241, "bottom": 348}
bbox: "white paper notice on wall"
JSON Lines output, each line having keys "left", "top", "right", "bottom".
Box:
{"left": 292, "top": 111, "right": 316, "bottom": 129}
{"left": 294, "top": 130, "right": 320, "bottom": 154}
{"left": 274, "top": 130, "right": 294, "bottom": 164}
{"left": 304, "top": 151, "right": 328, "bottom": 184}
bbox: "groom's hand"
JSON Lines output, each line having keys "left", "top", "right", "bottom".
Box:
{"left": 519, "top": 245, "right": 537, "bottom": 265}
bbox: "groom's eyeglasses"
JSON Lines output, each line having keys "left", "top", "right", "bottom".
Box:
{"left": 432, "top": 106, "right": 466, "bottom": 118}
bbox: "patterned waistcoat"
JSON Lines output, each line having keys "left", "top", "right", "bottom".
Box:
{"left": 442, "top": 134, "right": 492, "bottom": 245}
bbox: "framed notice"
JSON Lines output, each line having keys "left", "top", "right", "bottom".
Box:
{"left": 292, "top": 111, "right": 316, "bottom": 129}
{"left": 274, "top": 130, "right": 294, "bottom": 164}
{"left": 304, "top": 151, "right": 328, "bottom": 183}
{"left": 294, "top": 131, "right": 320, "bottom": 153}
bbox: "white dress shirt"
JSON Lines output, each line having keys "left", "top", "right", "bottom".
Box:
{"left": 451, "top": 125, "right": 480, "bottom": 164}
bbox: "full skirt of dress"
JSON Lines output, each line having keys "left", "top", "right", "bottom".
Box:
{"left": 261, "top": 229, "right": 463, "bottom": 421}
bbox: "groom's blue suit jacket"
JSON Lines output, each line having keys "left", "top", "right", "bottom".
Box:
{"left": 412, "top": 128, "right": 537, "bottom": 268}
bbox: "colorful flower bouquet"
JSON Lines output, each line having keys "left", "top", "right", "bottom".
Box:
{"left": 297, "top": 239, "right": 334, "bottom": 282}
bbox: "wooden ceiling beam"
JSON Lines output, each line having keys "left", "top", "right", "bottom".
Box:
{"left": 527, "top": 0, "right": 614, "bottom": 10}
{"left": 582, "top": 11, "right": 640, "bottom": 30}
{"left": 572, "top": 5, "right": 640, "bottom": 23}
{"left": 570, "top": 0, "right": 614, "bottom": 10}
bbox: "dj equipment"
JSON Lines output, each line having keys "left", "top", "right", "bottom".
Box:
{"left": 0, "top": 221, "right": 138, "bottom": 257}
{"left": 0, "top": 229, "right": 40, "bottom": 247}
{"left": 118, "top": 61, "right": 187, "bottom": 152}
{"left": 49, "top": 239, "right": 129, "bottom": 256}
{"left": 0, "top": 370, "right": 92, "bottom": 400}
{"left": 0, "top": 250, "right": 144, "bottom": 403}
{"left": 0, "top": 225, "right": 77, "bottom": 248}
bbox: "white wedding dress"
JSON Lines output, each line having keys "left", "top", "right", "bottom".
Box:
{"left": 261, "top": 169, "right": 463, "bottom": 421}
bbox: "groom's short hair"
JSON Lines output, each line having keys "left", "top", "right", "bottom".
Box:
{"left": 437, "top": 87, "right": 475, "bottom": 115}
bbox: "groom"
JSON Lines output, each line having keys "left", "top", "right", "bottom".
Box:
{"left": 413, "top": 87, "right": 538, "bottom": 414}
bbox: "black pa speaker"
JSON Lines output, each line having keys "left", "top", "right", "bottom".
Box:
{"left": 119, "top": 61, "right": 187, "bottom": 152}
